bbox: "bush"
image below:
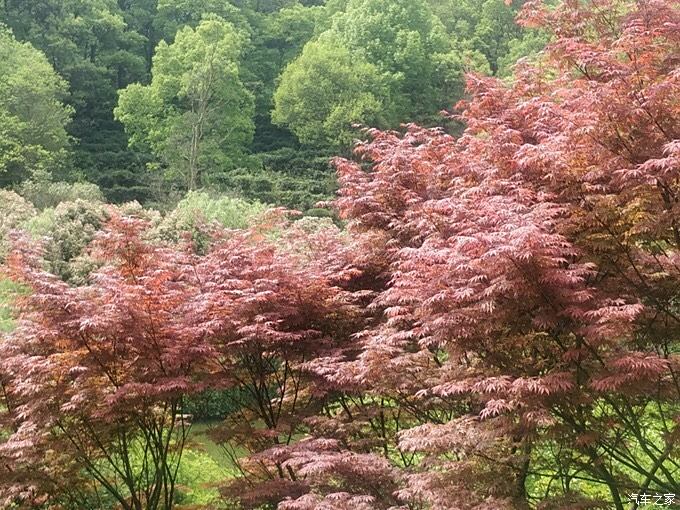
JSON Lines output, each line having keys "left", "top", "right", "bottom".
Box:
{"left": 153, "top": 191, "right": 266, "bottom": 253}
{"left": 18, "top": 180, "right": 105, "bottom": 210}
{"left": 25, "top": 200, "right": 110, "bottom": 284}
{"left": 0, "top": 190, "right": 36, "bottom": 261}
{"left": 183, "top": 388, "right": 251, "bottom": 421}
{"left": 117, "top": 200, "right": 162, "bottom": 225}
{"left": 216, "top": 148, "right": 337, "bottom": 212}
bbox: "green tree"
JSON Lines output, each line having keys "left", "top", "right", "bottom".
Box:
{"left": 427, "top": 0, "right": 545, "bottom": 76}
{"left": 272, "top": 0, "right": 482, "bottom": 146}
{"left": 268, "top": 3, "right": 322, "bottom": 63}
{"left": 496, "top": 26, "right": 550, "bottom": 77}
{"left": 118, "top": 0, "right": 159, "bottom": 73}
{"left": 247, "top": 3, "right": 325, "bottom": 151}
{"left": 330, "top": 0, "right": 456, "bottom": 120}
{"left": 471, "top": 0, "right": 523, "bottom": 75}
{"left": 229, "top": 0, "right": 303, "bottom": 14}
{"left": 272, "top": 34, "right": 387, "bottom": 148}
{"left": 2, "top": 0, "right": 150, "bottom": 199}
{"left": 0, "top": 27, "right": 71, "bottom": 186}
{"left": 116, "top": 17, "right": 255, "bottom": 191}
{"left": 154, "top": 0, "right": 252, "bottom": 42}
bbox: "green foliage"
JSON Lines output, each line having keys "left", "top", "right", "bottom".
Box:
{"left": 117, "top": 200, "right": 162, "bottom": 223}
{"left": 175, "top": 423, "right": 248, "bottom": 508}
{"left": 160, "top": 190, "right": 266, "bottom": 230}
{"left": 116, "top": 17, "right": 255, "bottom": 190}
{"left": 0, "top": 189, "right": 37, "bottom": 230}
{"left": 272, "top": 0, "right": 494, "bottom": 147}
{"left": 173, "top": 446, "right": 229, "bottom": 508}
{"left": 230, "top": 0, "right": 308, "bottom": 13}
{"left": 154, "top": 0, "right": 252, "bottom": 42}
{"left": 0, "top": 27, "right": 72, "bottom": 186}
{"left": 428, "top": 0, "right": 518, "bottom": 75}
{"left": 330, "top": 0, "right": 456, "bottom": 118}
{"left": 26, "top": 200, "right": 110, "bottom": 284}
{"left": 0, "top": 0, "right": 545, "bottom": 210}
{"left": 1, "top": 0, "right": 149, "bottom": 193}
{"left": 75, "top": 129, "right": 154, "bottom": 204}
{"left": 496, "top": 27, "right": 551, "bottom": 77}
{"left": 184, "top": 389, "right": 251, "bottom": 421}
{"left": 22, "top": 208, "right": 55, "bottom": 238}
{"left": 0, "top": 190, "right": 36, "bottom": 260}
{"left": 268, "top": 3, "right": 323, "bottom": 62}
{"left": 242, "top": 3, "right": 324, "bottom": 153}
{"left": 118, "top": 0, "right": 159, "bottom": 72}
{"left": 153, "top": 191, "right": 265, "bottom": 252}
{"left": 219, "top": 148, "right": 337, "bottom": 211}
{"left": 17, "top": 179, "right": 105, "bottom": 210}
{"left": 272, "top": 34, "right": 388, "bottom": 148}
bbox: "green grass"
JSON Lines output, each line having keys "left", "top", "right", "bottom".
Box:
{"left": 174, "top": 422, "right": 247, "bottom": 509}
{"left": 0, "top": 277, "right": 25, "bottom": 333}
{"left": 186, "top": 422, "right": 235, "bottom": 466}
{"left": 174, "top": 446, "right": 228, "bottom": 508}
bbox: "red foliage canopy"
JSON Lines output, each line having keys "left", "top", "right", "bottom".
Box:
{"left": 1, "top": 1, "right": 679, "bottom": 509}
{"left": 303, "top": 1, "right": 679, "bottom": 508}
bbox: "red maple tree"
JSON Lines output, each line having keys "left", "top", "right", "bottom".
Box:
{"left": 0, "top": 215, "right": 213, "bottom": 509}
{"left": 182, "top": 217, "right": 366, "bottom": 508}
{"left": 1, "top": 1, "right": 679, "bottom": 510}
{"left": 0, "top": 212, "right": 364, "bottom": 509}
{"left": 285, "top": 1, "right": 680, "bottom": 508}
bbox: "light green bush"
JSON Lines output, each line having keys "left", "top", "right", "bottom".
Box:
{"left": 117, "top": 200, "right": 163, "bottom": 225}
{"left": 153, "top": 191, "right": 266, "bottom": 253}
{"left": 18, "top": 179, "right": 105, "bottom": 210}
{"left": 26, "top": 200, "right": 110, "bottom": 284}
{"left": 0, "top": 189, "right": 36, "bottom": 260}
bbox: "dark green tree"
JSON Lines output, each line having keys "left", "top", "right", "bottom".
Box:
{"left": 0, "top": 27, "right": 72, "bottom": 186}
{"left": 272, "top": 0, "right": 484, "bottom": 146}
{"left": 2, "top": 0, "right": 151, "bottom": 201}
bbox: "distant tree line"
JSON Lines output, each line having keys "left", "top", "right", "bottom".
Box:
{"left": 0, "top": 0, "right": 543, "bottom": 208}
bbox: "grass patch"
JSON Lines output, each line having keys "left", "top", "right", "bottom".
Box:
{"left": 0, "top": 278, "right": 25, "bottom": 333}
{"left": 174, "top": 421, "right": 247, "bottom": 509}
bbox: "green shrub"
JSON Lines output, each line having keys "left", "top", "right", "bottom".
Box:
{"left": 18, "top": 179, "right": 105, "bottom": 210}
{"left": 117, "top": 200, "right": 162, "bottom": 225}
{"left": 304, "top": 207, "right": 335, "bottom": 219}
{"left": 0, "top": 189, "right": 36, "bottom": 259}
{"left": 184, "top": 388, "right": 251, "bottom": 421}
{"left": 216, "top": 148, "right": 337, "bottom": 212}
{"left": 153, "top": 191, "right": 266, "bottom": 253}
{"left": 26, "top": 200, "right": 110, "bottom": 284}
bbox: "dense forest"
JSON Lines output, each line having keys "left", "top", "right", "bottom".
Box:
{"left": 0, "top": 0, "right": 679, "bottom": 509}
{"left": 0, "top": 0, "right": 542, "bottom": 207}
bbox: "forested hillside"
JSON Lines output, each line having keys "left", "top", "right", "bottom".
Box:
{"left": 0, "top": 1, "right": 679, "bottom": 510}
{"left": 0, "top": 0, "right": 542, "bottom": 208}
